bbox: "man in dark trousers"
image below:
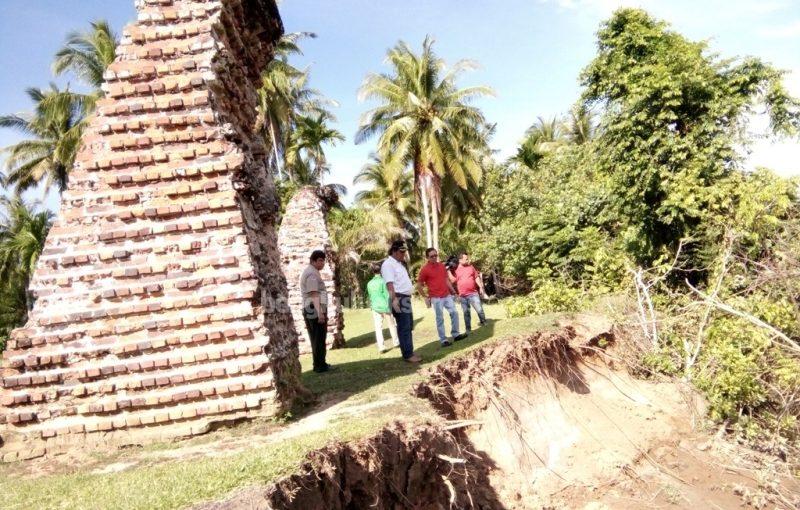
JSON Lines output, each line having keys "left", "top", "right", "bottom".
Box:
{"left": 300, "top": 250, "right": 335, "bottom": 373}
{"left": 381, "top": 240, "right": 422, "bottom": 363}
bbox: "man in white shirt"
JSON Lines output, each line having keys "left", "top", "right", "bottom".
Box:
{"left": 380, "top": 240, "right": 421, "bottom": 363}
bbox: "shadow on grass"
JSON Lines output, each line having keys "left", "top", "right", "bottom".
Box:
{"left": 300, "top": 320, "right": 496, "bottom": 400}
{"left": 343, "top": 317, "right": 423, "bottom": 349}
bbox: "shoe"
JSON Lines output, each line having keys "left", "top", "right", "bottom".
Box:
{"left": 314, "top": 364, "right": 336, "bottom": 373}
{"left": 441, "top": 340, "right": 452, "bottom": 347}
{"left": 454, "top": 333, "right": 468, "bottom": 341}
{"left": 404, "top": 354, "right": 422, "bottom": 363}
{"left": 479, "top": 321, "right": 487, "bottom": 327}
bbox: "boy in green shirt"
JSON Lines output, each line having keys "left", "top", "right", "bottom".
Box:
{"left": 366, "top": 263, "right": 399, "bottom": 353}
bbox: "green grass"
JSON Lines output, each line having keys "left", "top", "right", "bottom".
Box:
{"left": 301, "top": 300, "right": 558, "bottom": 397}
{"left": 0, "top": 301, "right": 557, "bottom": 510}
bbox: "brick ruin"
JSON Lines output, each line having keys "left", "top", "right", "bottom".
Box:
{"left": 278, "top": 186, "right": 345, "bottom": 353}
{"left": 0, "top": 0, "right": 303, "bottom": 461}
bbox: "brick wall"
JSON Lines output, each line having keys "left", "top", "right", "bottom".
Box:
{"left": 278, "top": 187, "right": 345, "bottom": 353}
{"left": 0, "top": 0, "right": 302, "bottom": 461}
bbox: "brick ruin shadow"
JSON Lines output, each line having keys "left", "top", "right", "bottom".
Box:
{"left": 0, "top": 0, "right": 303, "bottom": 461}
{"left": 278, "top": 185, "right": 346, "bottom": 355}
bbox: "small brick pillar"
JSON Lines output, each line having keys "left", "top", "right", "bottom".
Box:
{"left": 278, "top": 187, "right": 345, "bottom": 354}
{"left": 0, "top": 0, "right": 303, "bottom": 461}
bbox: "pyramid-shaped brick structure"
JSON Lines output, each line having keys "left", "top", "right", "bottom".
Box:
{"left": 0, "top": 0, "right": 303, "bottom": 461}
{"left": 278, "top": 187, "right": 345, "bottom": 353}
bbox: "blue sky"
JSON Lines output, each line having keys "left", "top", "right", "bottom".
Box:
{"left": 1, "top": 0, "right": 799, "bottom": 210}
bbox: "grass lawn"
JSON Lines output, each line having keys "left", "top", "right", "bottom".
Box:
{"left": 1, "top": 301, "right": 559, "bottom": 510}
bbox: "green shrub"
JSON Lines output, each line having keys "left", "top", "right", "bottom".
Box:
{"left": 694, "top": 317, "right": 771, "bottom": 424}
{"left": 503, "top": 280, "right": 585, "bottom": 318}
{"left": 639, "top": 332, "right": 684, "bottom": 376}
{"left": 503, "top": 295, "right": 537, "bottom": 318}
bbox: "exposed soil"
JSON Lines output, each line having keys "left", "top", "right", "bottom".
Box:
{"left": 242, "top": 316, "right": 799, "bottom": 510}
{"left": 413, "top": 320, "right": 798, "bottom": 509}
{"left": 194, "top": 422, "right": 503, "bottom": 510}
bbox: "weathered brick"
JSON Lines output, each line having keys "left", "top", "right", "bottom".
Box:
{"left": 0, "top": 0, "right": 299, "bottom": 458}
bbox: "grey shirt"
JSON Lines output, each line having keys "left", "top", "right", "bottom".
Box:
{"left": 300, "top": 264, "right": 328, "bottom": 313}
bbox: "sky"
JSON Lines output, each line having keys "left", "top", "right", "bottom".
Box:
{"left": 0, "top": 0, "right": 799, "bottom": 210}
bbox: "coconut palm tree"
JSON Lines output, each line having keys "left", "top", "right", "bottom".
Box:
{"left": 256, "top": 32, "right": 336, "bottom": 181}
{"left": 0, "top": 197, "right": 53, "bottom": 312}
{"left": 328, "top": 205, "right": 405, "bottom": 306}
{"left": 511, "top": 116, "right": 566, "bottom": 170}
{"left": 525, "top": 116, "right": 565, "bottom": 150}
{"left": 0, "top": 85, "right": 91, "bottom": 194}
{"left": 354, "top": 153, "right": 416, "bottom": 229}
{"left": 53, "top": 20, "right": 118, "bottom": 92}
{"left": 285, "top": 112, "right": 345, "bottom": 185}
{"left": 356, "top": 36, "right": 493, "bottom": 251}
{"left": 563, "top": 105, "right": 596, "bottom": 145}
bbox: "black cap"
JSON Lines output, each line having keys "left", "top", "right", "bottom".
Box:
{"left": 388, "top": 240, "right": 407, "bottom": 255}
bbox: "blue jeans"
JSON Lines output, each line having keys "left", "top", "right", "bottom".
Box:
{"left": 391, "top": 295, "right": 414, "bottom": 359}
{"left": 431, "top": 296, "right": 460, "bottom": 343}
{"left": 460, "top": 293, "right": 486, "bottom": 331}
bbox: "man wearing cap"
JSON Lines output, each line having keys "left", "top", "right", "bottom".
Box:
{"left": 380, "top": 240, "right": 421, "bottom": 363}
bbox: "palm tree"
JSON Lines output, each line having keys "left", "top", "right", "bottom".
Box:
{"left": 511, "top": 116, "right": 566, "bottom": 170}
{"left": 285, "top": 112, "right": 345, "bottom": 185}
{"left": 525, "top": 116, "right": 565, "bottom": 150}
{"left": 563, "top": 105, "right": 596, "bottom": 144}
{"left": 0, "top": 197, "right": 53, "bottom": 312}
{"left": 53, "top": 20, "right": 118, "bottom": 91}
{"left": 328, "top": 205, "right": 405, "bottom": 305}
{"left": 356, "top": 36, "right": 493, "bottom": 251}
{"left": 257, "top": 32, "right": 336, "bottom": 181}
{"left": 0, "top": 85, "right": 91, "bottom": 194}
{"left": 354, "top": 153, "right": 416, "bottom": 229}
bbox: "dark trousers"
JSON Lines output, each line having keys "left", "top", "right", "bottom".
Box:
{"left": 391, "top": 294, "right": 414, "bottom": 359}
{"left": 304, "top": 313, "right": 328, "bottom": 372}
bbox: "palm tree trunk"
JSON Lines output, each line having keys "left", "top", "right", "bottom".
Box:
{"left": 431, "top": 192, "right": 440, "bottom": 252}
{"left": 22, "top": 275, "right": 32, "bottom": 312}
{"left": 268, "top": 121, "right": 282, "bottom": 181}
{"left": 419, "top": 176, "right": 433, "bottom": 249}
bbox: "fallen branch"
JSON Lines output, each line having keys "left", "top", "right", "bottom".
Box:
{"left": 686, "top": 281, "right": 800, "bottom": 355}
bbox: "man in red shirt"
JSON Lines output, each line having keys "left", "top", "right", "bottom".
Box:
{"left": 452, "top": 252, "right": 487, "bottom": 331}
{"left": 417, "top": 248, "right": 466, "bottom": 346}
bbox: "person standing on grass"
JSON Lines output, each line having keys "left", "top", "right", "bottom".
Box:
{"left": 300, "top": 250, "right": 335, "bottom": 373}
{"left": 381, "top": 240, "right": 422, "bottom": 363}
{"left": 366, "top": 262, "right": 399, "bottom": 353}
{"left": 452, "top": 252, "right": 488, "bottom": 332}
{"left": 417, "top": 248, "right": 467, "bottom": 347}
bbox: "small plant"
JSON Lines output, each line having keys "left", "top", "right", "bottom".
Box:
{"left": 504, "top": 279, "right": 585, "bottom": 318}
{"left": 694, "top": 317, "right": 770, "bottom": 424}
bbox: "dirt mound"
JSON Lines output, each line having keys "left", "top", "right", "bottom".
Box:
{"left": 413, "top": 329, "right": 591, "bottom": 421}
{"left": 414, "top": 323, "right": 798, "bottom": 509}
{"left": 194, "top": 422, "right": 504, "bottom": 510}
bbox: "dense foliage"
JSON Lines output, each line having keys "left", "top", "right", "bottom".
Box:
{"left": 468, "top": 9, "right": 800, "bottom": 443}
